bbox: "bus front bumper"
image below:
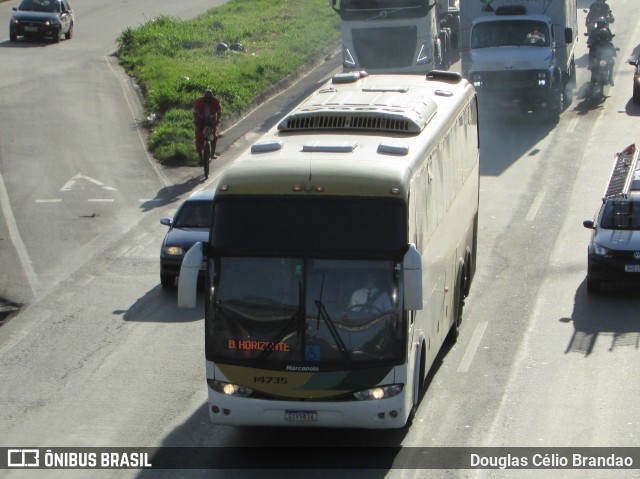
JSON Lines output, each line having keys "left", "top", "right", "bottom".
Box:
{"left": 207, "top": 388, "right": 410, "bottom": 429}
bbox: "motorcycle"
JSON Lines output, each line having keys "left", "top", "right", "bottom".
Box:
{"left": 589, "top": 44, "right": 615, "bottom": 99}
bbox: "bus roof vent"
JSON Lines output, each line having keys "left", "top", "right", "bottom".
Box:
{"left": 332, "top": 71, "right": 368, "bottom": 84}
{"left": 251, "top": 140, "right": 283, "bottom": 153}
{"left": 301, "top": 142, "right": 358, "bottom": 153}
{"left": 495, "top": 5, "right": 527, "bottom": 15}
{"left": 426, "top": 70, "right": 463, "bottom": 84}
{"left": 278, "top": 90, "right": 438, "bottom": 134}
{"left": 378, "top": 142, "right": 409, "bottom": 156}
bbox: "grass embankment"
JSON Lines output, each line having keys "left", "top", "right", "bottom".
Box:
{"left": 116, "top": 0, "right": 340, "bottom": 165}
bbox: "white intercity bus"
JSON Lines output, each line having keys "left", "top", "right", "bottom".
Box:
{"left": 178, "top": 70, "right": 479, "bottom": 429}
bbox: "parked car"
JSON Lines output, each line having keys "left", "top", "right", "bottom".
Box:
{"left": 160, "top": 188, "right": 214, "bottom": 288}
{"left": 629, "top": 54, "right": 640, "bottom": 104}
{"left": 10, "top": 0, "right": 74, "bottom": 43}
{"left": 583, "top": 144, "right": 640, "bottom": 293}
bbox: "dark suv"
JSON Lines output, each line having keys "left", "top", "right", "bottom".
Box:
{"left": 10, "top": 0, "right": 74, "bottom": 43}
{"left": 583, "top": 144, "right": 640, "bottom": 293}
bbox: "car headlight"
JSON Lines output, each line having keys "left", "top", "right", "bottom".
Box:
{"left": 44, "top": 19, "right": 60, "bottom": 26}
{"left": 208, "top": 380, "right": 254, "bottom": 398}
{"left": 353, "top": 384, "right": 403, "bottom": 401}
{"left": 12, "top": 18, "right": 20, "bottom": 25}
{"left": 593, "top": 243, "right": 611, "bottom": 257}
{"left": 163, "top": 246, "right": 184, "bottom": 256}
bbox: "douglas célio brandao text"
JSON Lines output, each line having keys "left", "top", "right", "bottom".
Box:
{"left": 470, "top": 453, "right": 634, "bottom": 469}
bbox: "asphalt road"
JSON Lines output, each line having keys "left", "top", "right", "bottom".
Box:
{"left": 1, "top": 0, "right": 640, "bottom": 478}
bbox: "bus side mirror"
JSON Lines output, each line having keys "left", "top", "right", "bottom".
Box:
{"left": 178, "top": 242, "right": 204, "bottom": 308}
{"left": 403, "top": 244, "right": 423, "bottom": 311}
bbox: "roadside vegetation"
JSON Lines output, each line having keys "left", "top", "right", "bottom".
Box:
{"left": 116, "top": 0, "right": 340, "bottom": 165}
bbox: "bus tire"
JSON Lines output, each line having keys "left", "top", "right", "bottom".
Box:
{"left": 407, "top": 344, "right": 426, "bottom": 427}
{"left": 446, "top": 268, "right": 465, "bottom": 343}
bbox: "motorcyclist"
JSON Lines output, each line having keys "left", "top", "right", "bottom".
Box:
{"left": 586, "top": 0, "right": 613, "bottom": 34}
{"left": 587, "top": 17, "right": 613, "bottom": 48}
{"left": 587, "top": 0, "right": 613, "bottom": 23}
{"left": 193, "top": 89, "right": 222, "bottom": 163}
{"left": 589, "top": 29, "right": 616, "bottom": 86}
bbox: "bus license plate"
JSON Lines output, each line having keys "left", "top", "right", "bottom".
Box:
{"left": 285, "top": 410, "right": 317, "bottom": 422}
{"left": 625, "top": 264, "right": 640, "bottom": 273}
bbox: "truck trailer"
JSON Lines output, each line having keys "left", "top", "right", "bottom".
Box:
{"left": 459, "top": 0, "right": 577, "bottom": 120}
{"left": 330, "top": 0, "right": 460, "bottom": 74}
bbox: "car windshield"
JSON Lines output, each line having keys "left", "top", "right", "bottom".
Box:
{"left": 207, "top": 257, "right": 404, "bottom": 368}
{"left": 173, "top": 201, "right": 213, "bottom": 228}
{"left": 600, "top": 200, "right": 640, "bottom": 230}
{"left": 19, "top": 0, "right": 58, "bottom": 12}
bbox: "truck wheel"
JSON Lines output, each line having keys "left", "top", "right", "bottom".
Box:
{"left": 439, "top": 30, "right": 451, "bottom": 70}
{"left": 160, "top": 273, "right": 175, "bottom": 288}
{"left": 586, "top": 277, "right": 601, "bottom": 294}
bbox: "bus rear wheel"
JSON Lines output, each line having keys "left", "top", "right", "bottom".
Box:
{"left": 446, "top": 271, "right": 465, "bottom": 343}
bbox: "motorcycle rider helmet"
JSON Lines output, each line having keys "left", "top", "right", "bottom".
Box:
{"left": 597, "top": 28, "right": 610, "bottom": 41}
{"left": 595, "top": 17, "right": 608, "bottom": 28}
{"left": 204, "top": 89, "right": 214, "bottom": 100}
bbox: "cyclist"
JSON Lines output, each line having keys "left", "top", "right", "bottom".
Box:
{"left": 193, "top": 89, "right": 222, "bottom": 166}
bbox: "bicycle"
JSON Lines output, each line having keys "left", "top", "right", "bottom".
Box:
{"left": 201, "top": 125, "right": 215, "bottom": 179}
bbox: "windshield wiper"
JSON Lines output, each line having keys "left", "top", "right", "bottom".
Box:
{"left": 314, "top": 274, "right": 350, "bottom": 362}
{"left": 255, "top": 282, "right": 305, "bottom": 364}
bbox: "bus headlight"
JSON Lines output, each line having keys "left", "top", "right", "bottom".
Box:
{"left": 208, "top": 379, "right": 254, "bottom": 398}
{"left": 353, "top": 384, "right": 403, "bottom": 401}
{"left": 471, "top": 74, "right": 483, "bottom": 88}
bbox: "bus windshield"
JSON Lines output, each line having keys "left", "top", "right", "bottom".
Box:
{"left": 208, "top": 257, "right": 404, "bottom": 369}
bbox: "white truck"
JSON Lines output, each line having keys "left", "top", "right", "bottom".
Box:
{"left": 459, "top": 0, "right": 577, "bottom": 120}
{"left": 330, "top": 0, "right": 460, "bottom": 73}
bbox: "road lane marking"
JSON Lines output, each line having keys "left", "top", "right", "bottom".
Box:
{"left": 105, "top": 55, "right": 172, "bottom": 189}
{"left": 0, "top": 172, "right": 40, "bottom": 297}
{"left": 566, "top": 116, "right": 579, "bottom": 134}
{"left": 35, "top": 199, "right": 63, "bottom": 203}
{"left": 61, "top": 173, "right": 116, "bottom": 192}
{"left": 457, "top": 321, "right": 488, "bottom": 373}
{"left": 525, "top": 191, "right": 546, "bottom": 222}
